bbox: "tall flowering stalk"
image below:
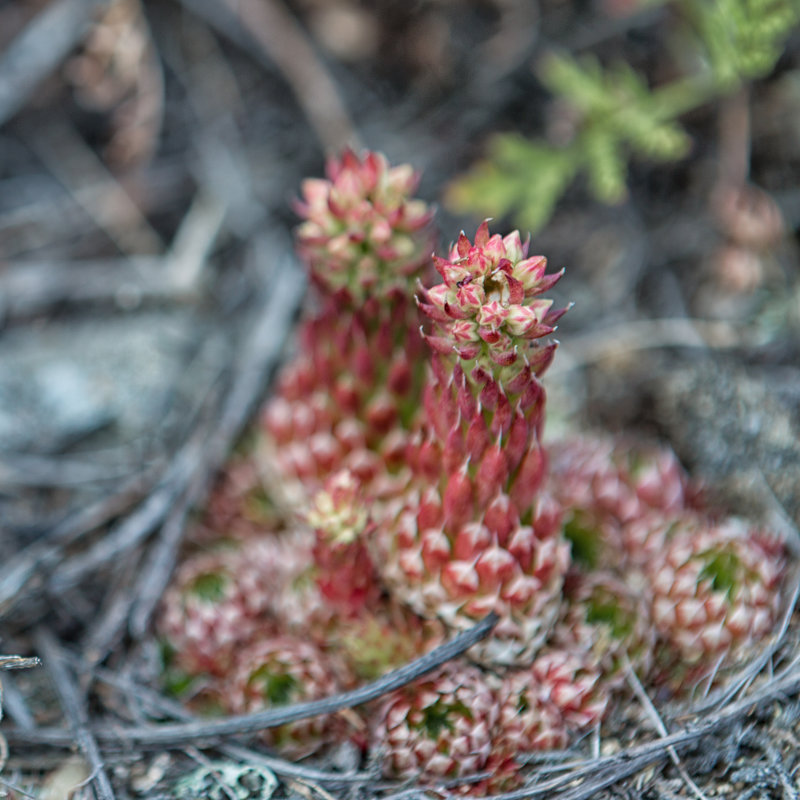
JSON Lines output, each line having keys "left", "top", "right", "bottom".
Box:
{"left": 259, "top": 149, "right": 435, "bottom": 513}
{"left": 375, "top": 221, "right": 572, "bottom": 665}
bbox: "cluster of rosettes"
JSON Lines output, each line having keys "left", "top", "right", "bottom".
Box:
{"left": 160, "top": 150, "right": 788, "bottom": 794}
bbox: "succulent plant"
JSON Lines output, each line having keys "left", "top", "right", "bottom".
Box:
{"left": 294, "top": 148, "right": 435, "bottom": 303}
{"left": 648, "top": 517, "right": 785, "bottom": 686}
{"left": 159, "top": 151, "right": 789, "bottom": 783}
{"left": 493, "top": 647, "right": 610, "bottom": 776}
{"left": 375, "top": 221, "right": 571, "bottom": 665}
{"left": 258, "top": 149, "right": 435, "bottom": 515}
{"left": 228, "top": 635, "right": 353, "bottom": 757}
{"left": 372, "top": 660, "right": 499, "bottom": 784}
{"left": 548, "top": 435, "right": 698, "bottom": 570}
{"left": 306, "top": 469, "right": 383, "bottom": 618}
{"left": 160, "top": 546, "right": 275, "bottom": 677}
{"left": 551, "top": 571, "right": 655, "bottom": 688}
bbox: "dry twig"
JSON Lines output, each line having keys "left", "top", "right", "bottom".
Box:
{"left": 34, "top": 629, "right": 116, "bottom": 800}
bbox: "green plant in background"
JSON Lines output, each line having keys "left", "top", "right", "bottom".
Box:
{"left": 446, "top": 0, "right": 800, "bottom": 232}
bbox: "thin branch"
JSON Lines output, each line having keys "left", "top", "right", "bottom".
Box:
{"left": 0, "top": 468, "right": 157, "bottom": 618}
{"left": 83, "top": 660, "right": 374, "bottom": 784}
{"left": 9, "top": 613, "right": 498, "bottom": 749}
{"left": 626, "top": 662, "right": 709, "bottom": 800}
{"left": 178, "top": 0, "right": 359, "bottom": 151}
{"left": 25, "top": 115, "right": 164, "bottom": 255}
{"left": 550, "top": 317, "right": 757, "bottom": 378}
{"left": 0, "top": 0, "right": 111, "bottom": 126}
{"left": 129, "top": 245, "right": 308, "bottom": 639}
{"left": 34, "top": 629, "right": 116, "bottom": 800}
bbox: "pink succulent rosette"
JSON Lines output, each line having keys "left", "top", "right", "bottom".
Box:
{"left": 649, "top": 517, "right": 785, "bottom": 687}
{"left": 228, "top": 635, "right": 353, "bottom": 757}
{"left": 372, "top": 661, "right": 499, "bottom": 784}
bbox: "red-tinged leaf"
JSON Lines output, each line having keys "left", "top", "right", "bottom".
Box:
{"left": 480, "top": 379, "right": 500, "bottom": 411}
{"left": 430, "top": 350, "right": 451, "bottom": 387}
{"left": 443, "top": 422, "right": 465, "bottom": 475}
{"left": 504, "top": 364, "right": 531, "bottom": 396}
{"left": 417, "top": 301, "right": 451, "bottom": 323}
{"left": 465, "top": 411, "right": 491, "bottom": 463}
{"left": 475, "top": 546, "right": 517, "bottom": 588}
{"left": 504, "top": 410, "right": 529, "bottom": 473}
{"left": 478, "top": 327, "right": 502, "bottom": 345}
{"left": 507, "top": 275, "right": 524, "bottom": 305}
{"left": 528, "top": 343, "right": 557, "bottom": 376}
{"left": 536, "top": 268, "right": 565, "bottom": 295}
{"left": 475, "top": 220, "right": 491, "bottom": 248}
{"left": 363, "top": 151, "right": 382, "bottom": 191}
{"left": 479, "top": 327, "right": 502, "bottom": 345}
{"left": 511, "top": 445, "right": 547, "bottom": 509}
{"left": 532, "top": 493, "right": 563, "bottom": 540}
{"left": 472, "top": 365, "right": 491, "bottom": 385}
{"left": 433, "top": 255, "right": 453, "bottom": 278}
{"left": 496, "top": 258, "right": 513, "bottom": 275}
{"left": 491, "top": 347, "right": 519, "bottom": 367}
{"left": 417, "top": 487, "right": 443, "bottom": 530}
{"left": 484, "top": 494, "right": 519, "bottom": 545}
{"left": 506, "top": 526, "right": 535, "bottom": 572}
{"left": 454, "top": 522, "right": 492, "bottom": 561}
{"left": 327, "top": 192, "right": 345, "bottom": 218}
{"left": 543, "top": 303, "right": 571, "bottom": 326}
{"left": 387, "top": 356, "right": 412, "bottom": 395}
{"left": 366, "top": 393, "right": 397, "bottom": 433}
{"left": 421, "top": 529, "right": 451, "bottom": 572}
{"left": 416, "top": 435, "right": 442, "bottom": 482}
{"left": 519, "top": 377, "right": 544, "bottom": 414}
{"left": 456, "top": 368, "right": 477, "bottom": 419}
{"left": 424, "top": 381, "right": 457, "bottom": 441}
{"left": 325, "top": 152, "right": 344, "bottom": 180}
{"left": 491, "top": 391, "right": 513, "bottom": 436}
{"left": 455, "top": 342, "right": 482, "bottom": 360}
{"left": 334, "top": 381, "right": 360, "bottom": 415}
{"left": 341, "top": 147, "right": 360, "bottom": 172}
{"left": 475, "top": 442, "right": 509, "bottom": 506}
{"left": 422, "top": 332, "right": 456, "bottom": 355}
{"left": 441, "top": 561, "right": 480, "bottom": 597}
{"left": 443, "top": 467, "right": 474, "bottom": 530}
{"left": 457, "top": 231, "right": 472, "bottom": 257}
{"left": 443, "top": 301, "right": 472, "bottom": 320}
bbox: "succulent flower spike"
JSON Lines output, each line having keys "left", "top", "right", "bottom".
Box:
{"left": 649, "top": 518, "right": 785, "bottom": 688}
{"left": 375, "top": 222, "right": 571, "bottom": 665}
{"left": 372, "top": 661, "right": 499, "bottom": 785}
{"left": 257, "top": 149, "right": 435, "bottom": 516}
{"left": 418, "top": 220, "right": 567, "bottom": 418}
{"left": 228, "top": 636, "right": 355, "bottom": 757}
{"left": 295, "top": 148, "right": 435, "bottom": 303}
